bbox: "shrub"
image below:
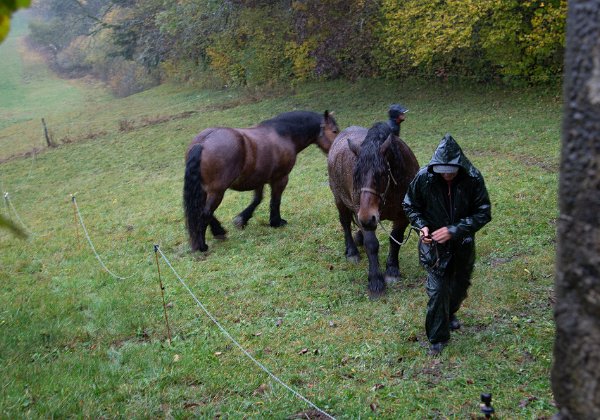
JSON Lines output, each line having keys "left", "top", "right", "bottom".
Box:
{"left": 107, "top": 58, "right": 159, "bottom": 97}
{"left": 54, "top": 36, "right": 92, "bottom": 77}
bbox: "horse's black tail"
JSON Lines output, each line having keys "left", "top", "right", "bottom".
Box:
{"left": 183, "top": 144, "right": 207, "bottom": 251}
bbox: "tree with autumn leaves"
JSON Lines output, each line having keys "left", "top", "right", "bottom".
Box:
{"left": 25, "top": 0, "right": 566, "bottom": 90}
{"left": 0, "top": 0, "right": 30, "bottom": 42}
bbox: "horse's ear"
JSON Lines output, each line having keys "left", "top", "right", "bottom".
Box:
{"left": 324, "top": 110, "right": 335, "bottom": 120}
{"left": 348, "top": 137, "right": 361, "bottom": 156}
{"left": 380, "top": 134, "right": 393, "bottom": 156}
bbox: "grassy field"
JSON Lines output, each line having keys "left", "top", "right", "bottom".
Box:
{"left": 0, "top": 22, "right": 560, "bottom": 418}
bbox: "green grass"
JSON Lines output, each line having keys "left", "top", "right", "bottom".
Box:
{"left": 0, "top": 26, "right": 560, "bottom": 418}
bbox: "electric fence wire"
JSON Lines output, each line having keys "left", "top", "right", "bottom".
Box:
{"left": 26, "top": 149, "right": 36, "bottom": 180}
{"left": 11, "top": 96, "right": 205, "bottom": 134}
{"left": 2, "top": 189, "right": 8, "bottom": 215}
{"left": 3, "top": 192, "right": 34, "bottom": 236}
{"left": 71, "top": 195, "right": 135, "bottom": 280}
{"left": 155, "top": 245, "right": 337, "bottom": 420}
{"left": 3, "top": 153, "right": 335, "bottom": 417}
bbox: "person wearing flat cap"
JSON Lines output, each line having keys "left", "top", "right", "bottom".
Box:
{"left": 387, "top": 103, "right": 408, "bottom": 137}
{"left": 403, "top": 134, "right": 491, "bottom": 356}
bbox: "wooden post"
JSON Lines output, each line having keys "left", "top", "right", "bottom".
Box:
{"left": 154, "top": 245, "right": 172, "bottom": 345}
{"left": 71, "top": 195, "right": 81, "bottom": 251}
{"left": 41, "top": 118, "right": 55, "bottom": 147}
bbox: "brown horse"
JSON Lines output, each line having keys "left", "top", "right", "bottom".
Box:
{"left": 184, "top": 110, "right": 339, "bottom": 252}
{"left": 328, "top": 122, "right": 420, "bottom": 295}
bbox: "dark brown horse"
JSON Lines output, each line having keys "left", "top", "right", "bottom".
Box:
{"left": 328, "top": 122, "right": 420, "bottom": 295}
{"left": 184, "top": 110, "right": 339, "bottom": 252}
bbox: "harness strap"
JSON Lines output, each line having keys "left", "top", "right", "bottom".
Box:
{"left": 387, "top": 161, "right": 398, "bottom": 186}
{"left": 356, "top": 161, "right": 397, "bottom": 205}
{"left": 360, "top": 187, "right": 381, "bottom": 198}
{"left": 318, "top": 122, "right": 325, "bottom": 138}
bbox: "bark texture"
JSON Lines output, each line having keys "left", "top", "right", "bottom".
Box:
{"left": 552, "top": 1, "right": 600, "bottom": 418}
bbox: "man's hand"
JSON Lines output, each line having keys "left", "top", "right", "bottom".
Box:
{"left": 431, "top": 227, "right": 452, "bottom": 244}
{"left": 420, "top": 227, "right": 432, "bottom": 244}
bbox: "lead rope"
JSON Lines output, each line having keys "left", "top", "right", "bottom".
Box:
{"left": 377, "top": 224, "right": 439, "bottom": 269}
{"left": 378, "top": 222, "right": 417, "bottom": 247}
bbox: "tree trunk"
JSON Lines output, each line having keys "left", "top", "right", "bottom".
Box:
{"left": 552, "top": 1, "right": 600, "bottom": 418}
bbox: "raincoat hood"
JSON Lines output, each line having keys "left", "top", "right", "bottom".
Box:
{"left": 427, "top": 134, "right": 476, "bottom": 176}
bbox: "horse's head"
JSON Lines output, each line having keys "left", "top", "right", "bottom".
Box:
{"left": 350, "top": 123, "right": 395, "bottom": 231}
{"left": 316, "top": 110, "right": 340, "bottom": 154}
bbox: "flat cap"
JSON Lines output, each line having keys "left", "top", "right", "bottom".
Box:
{"left": 432, "top": 164, "right": 459, "bottom": 174}
{"left": 388, "top": 104, "right": 408, "bottom": 118}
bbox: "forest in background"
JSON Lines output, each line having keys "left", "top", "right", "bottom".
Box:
{"left": 25, "top": 0, "right": 566, "bottom": 97}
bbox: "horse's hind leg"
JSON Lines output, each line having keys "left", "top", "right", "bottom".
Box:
{"left": 197, "top": 191, "right": 225, "bottom": 250}
{"left": 233, "top": 186, "right": 264, "bottom": 229}
{"left": 209, "top": 217, "right": 227, "bottom": 239}
{"left": 384, "top": 221, "right": 407, "bottom": 285}
{"left": 193, "top": 217, "right": 210, "bottom": 252}
{"left": 269, "top": 176, "right": 289, "bottom": 227}
{"left": 337, "top": 204, "right": 360, "bottom": 263}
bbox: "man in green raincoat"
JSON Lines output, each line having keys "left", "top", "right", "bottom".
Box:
{"left": 403, "top": 134, "right": 491, "bottom": 355}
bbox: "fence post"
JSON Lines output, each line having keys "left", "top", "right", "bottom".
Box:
{"left": 154, "top": 245, "right": 172, "bottom": 345}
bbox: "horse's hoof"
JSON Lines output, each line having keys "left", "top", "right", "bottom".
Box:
{"left": 368, "top": 289, "right": 385, "bottom": 299}
{"left": 385, "top": 267, "right": 400, "bottom": 285}
{"left": 270, "top": 218, "right": 288, "bottom": 228}
{"left": 384, "top": 275, "right": 400, "bottom": 285}
{"left": 346, "top": 254, "right": 360, "bottom": 264}
{"left": 233, "top": 216, "right": 246, "bottom": 229}
{"left": 368, "top": 275, "right": 386, "bottom": 296}
{"left": 194, "top": 244, "right": 208, "bottom": 252}
{"left": 214, "top": 234, "right": 227, "bottom": 240}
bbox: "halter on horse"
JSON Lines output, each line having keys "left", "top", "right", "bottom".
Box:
{"left": 328, "top": 122, "right": 420, "bottom": 295}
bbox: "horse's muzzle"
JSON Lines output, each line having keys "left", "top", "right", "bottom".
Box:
{"left": 357, "top": 190, "right": 380, "bottom": 231}
{"left": 358, "top": 213, "right": 379, "bottom": 231}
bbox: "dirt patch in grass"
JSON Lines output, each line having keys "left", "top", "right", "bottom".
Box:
{"left": 471, "top": 149, "right": 558, "bottom": 173}
{"left": 0, "top": 128, "right": 108, "bottom": 164}
{"left": 61, "top": 131, "right": 108, "bottom": 144}
{"left": 414, "top": 358, "right": 445, "bottom": 385}
{"left": 118, "top": 110, "right": 197, "bottom": 132}
{"left": 0, "top": 147, "right": 43, "bottom": 164}
{"left": 490, "top": 257, "right": 514, "bottom": 267}
{"left": 110, "top": 329, "right": 156, "bottom": 348}
{"left": 288, "top": 409, "right": 332, "bottom": 419}
{"left": 518, "top": 155, "right": 559, "bottom": 173}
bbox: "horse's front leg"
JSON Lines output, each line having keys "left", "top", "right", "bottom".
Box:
{"left": 269, "top": 176, "right": 289, "bottom": 227}
{"left": 337, "top": 204, "right": 359, "bottom": 263}
{"left": 233, "top": 186, "right": 264, "bottom": 229}
{"left": 363, "top": 230, "right": 385, "bottom": 296}
{"left": 385, "top": 221, "right": 408, "bottom": 285}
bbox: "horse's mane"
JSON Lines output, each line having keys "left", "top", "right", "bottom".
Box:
{"left": 259, "top": 111, "right": 321, "bottom": 139}
{"left": 353, "top": 122, "right": 404, "bottom": 190}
